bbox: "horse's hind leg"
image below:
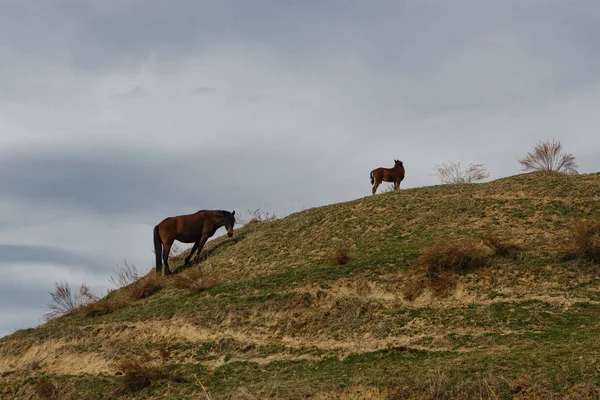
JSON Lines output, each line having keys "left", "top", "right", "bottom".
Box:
{"left": 162, "top": 240, "right": 173, "bottom": 275}
{"left": 372, "top": 180, "right": 380, "bottom": 195}
{"left": 184, "top": 241, "right": 200, "bottom": 266}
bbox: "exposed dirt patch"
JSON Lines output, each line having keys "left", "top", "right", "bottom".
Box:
{"left": 0, "top": 339, "right": 112, "bottom": 375}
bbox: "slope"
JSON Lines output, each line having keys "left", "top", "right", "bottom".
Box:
{"left": 1, "top": 171, "right": 600, "bottom": 399}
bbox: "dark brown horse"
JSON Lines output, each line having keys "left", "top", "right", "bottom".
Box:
{"left": 370, "top": 159, "right": 405, "bottom": 195}
{"left": 153, "top": 210, "right": 235, "bottom": 275}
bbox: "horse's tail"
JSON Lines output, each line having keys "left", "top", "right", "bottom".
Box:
{"left": 153, "top": 225, "right": 162, "bottom": 273}
{"left": 370, "top": 171, "right": 374, "bottom": 185}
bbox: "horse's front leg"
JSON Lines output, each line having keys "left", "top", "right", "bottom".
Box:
{"left": 184, "top": 241, "right": 200, "bottom": 266}
{"left": 193, "top": 233, "right": 212, "bottom": 263}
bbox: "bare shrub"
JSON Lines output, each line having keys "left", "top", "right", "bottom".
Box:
{"left": 402, "top": 275, "right": 427, "bottom": 301}
{"left": 82, "top": 274, "right": 165, "bottom": 318}
{"left": 518, "top": 139, "right": 578, "bottom": 174}
{"left": 44, "top": 282, "right": 99, "bottom": 321}
{"left": 82, "top": 295, "right": 128, "bottom": 317}
{"left": 482, "top": 231, "right": 522, "bottom": 259}
{"left": 570, "top": 217, "right": 600, "bottom": 263}
{"left": 173, "top": 266, "right": 221, "bottom": 293}
{"left": 35, "top": 377, "right": 59, "bottom": 400}
{"left": 329, "top": 247, "right": 351, "bottom": 266}
{"left": 433, "top": 162, "right": 489, "bottom": 184}
{"left": 109, "top": 258, "right": 139, "bottom": 289}
{"left": 129, "top": 273, "right": 165, "bottom": 299}
{"left": 420, "top": 239, "right": 493, "bottom": 275}
{"left": 236, "top": 208, "right": 278, "bottom": 225}
{"left": 117, "top": 357, "right": 169, "bottom": 392}
{"left": 116, "top": 348, "right": 187, "bottom": 393}
{"left": 404, "top": 239, "right": 493, "bottom": 300}
{"left": 111, "top": 259, "right": 165, "bottom": 300}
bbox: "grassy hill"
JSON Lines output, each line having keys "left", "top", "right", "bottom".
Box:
{"left": 1, "top": 172, "right": 600, "bottom": 399}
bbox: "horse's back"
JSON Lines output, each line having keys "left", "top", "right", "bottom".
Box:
{"left": 158, "top": 213, "right": 205, "bottom": 242}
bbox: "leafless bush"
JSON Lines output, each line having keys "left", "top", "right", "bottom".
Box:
{"left": 569, "top": 217, "right": 600, "bottom": 263}
{"left": 173, "top": 265, "right": 221, "bottom": 293}
{"left": 482, "top": 231, "right": 522, "bottom": 259}
{"left": 81, "top": 294, "right": 128, "bottom": 317}
{"left": 44, "top": 281, "right": 99, "bottom": 321}
{"left": 433, "top": 161, "right": 490, "bottom": 184}
{"left": 35, "top": 377, "right": 59, "bottom": 400}
{"left": 109, "top": 258, "right": 139, "bottom": 289}
{"left": 130, "top": 273, "right": 165, "bottom": 299}
{"left": 420, "top": 239, "right": 493, "bottom": 275}
{"left": 329, "top": 247, "right": 351, "bottom": 266}
{"left": 518, "top": 139, "right": 578, "bottom": 174}
{"left": 116, "top": 346, "right": 187, "bottom": 394}
{"left": 236, "top": 208, "right": 278, "bottom": 225}
{"left": 404, "top": 239, "right": 493, "bottom": 299}
{"left": 402, "top": 275, "right": 427, "bottom": 301}
{"left": 111, "top": 258, "right": 164, "bottom": 299}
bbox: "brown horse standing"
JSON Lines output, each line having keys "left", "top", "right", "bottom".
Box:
{"left": 153, "top": 210, "right": 235, "bottom": 275}
{"left": 370, "top": 159, "right": 405, "bottom": 195}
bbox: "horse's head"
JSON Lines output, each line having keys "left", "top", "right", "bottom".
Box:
{"left": 394, "top": 159, "right": 403, "bottom": 167}
{"left": 225, "top": 210, "right": 236, "bottom": 237}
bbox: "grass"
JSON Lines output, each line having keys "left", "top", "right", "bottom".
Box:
{"left": 2, "top": 172, "right": 600, "bottom": 399}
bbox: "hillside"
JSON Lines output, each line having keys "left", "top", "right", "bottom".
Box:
{"left": 1, "top": 172, "right": 600, "bottom": 399}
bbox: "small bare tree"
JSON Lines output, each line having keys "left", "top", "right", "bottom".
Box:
{"left": 433, "top": 162, "right": 489, "bottom": 184}
{"left": 518, "top": 139, "right": 578, "bottom": 174}
{"left": 44, "top": 281, "right": 99, "bottom": 321}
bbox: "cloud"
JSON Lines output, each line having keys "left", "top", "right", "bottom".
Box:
{"left": 0, "top": 146, "right": 347, "bottom": 217}
{"left": 0, "top": 244, "right": 104, "bottom": 269}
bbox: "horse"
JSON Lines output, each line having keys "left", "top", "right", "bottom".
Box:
{"left": 153, "top": 210, "right": 236, "bottom": 275}
{"left": 370, "top": 159, "right": 405, "bottom": 195}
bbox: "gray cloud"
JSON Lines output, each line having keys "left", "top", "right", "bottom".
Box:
{"left": 0, "top": 146, "right": 344, "bottom": 217}
{"left": 0, "top": 244, "right": 104, "bottom": 269}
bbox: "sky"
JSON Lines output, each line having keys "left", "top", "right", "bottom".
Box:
{"left": 1, "top": 0, "right": 599, "bottom": 337}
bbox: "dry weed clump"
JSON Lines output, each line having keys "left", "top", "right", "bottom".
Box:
{"left": 82, "top": 274, "right": 165, "bottom": 317}
{"left": 420, "top": 239, "right": 493, "bottom": 275}
{"left": 173, "top": 265, "right": 221, "bottom": 293}
{"left": 116, "top": 347, "right": 187, "bottom": 394}
{"left": 403, "top": 239, "right": 493, "bottom": 300}
{"left": 81, "top": 293, "right": 128, "bottom": 317}
{"left": 482, "top": 231, "right": 522, "bottom": 259}
{"left": 128, "top": 273, "right": 165, "bottom": 299}
{"left": 329, "top": 247, "right": 351, "bottom": 266}
{"left": 110, "top": 260, "right": 165, "bottom": 299}
{"left": 34, "top": 377, "right": 59, "bottom": 400}
{"left": 569, "top": 217, "right": 600, "bottom": 263}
